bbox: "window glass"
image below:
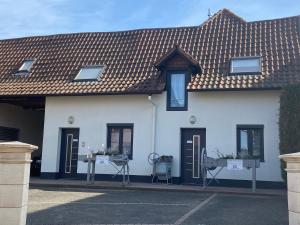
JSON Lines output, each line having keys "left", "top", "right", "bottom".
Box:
{"left": 237, "top": 126, "right": 264, "bottom": 161}
{"left": 110, "top": 128, "right": 120, "bottom": 154}
{"left": 231, "top": 58, "right": 260, "bottom": 73}
{"left": 75, "top": 66, "right": 103, "bottom": 80}
{"left": 107, "top": 125, "right": 133, "bottom": 159}
{"left": 252, "top": 129, "right": 262, "bottom": 157}
{"left": 170, "top": 73, "right": 185, "bottom": 107}
{"left": 240, "top": 129, "right": 249, "bottom": 156}
{"left": 122, "top": 128, "right": 132, "bottom": 155}
{"left": 65, "top": 134, "right": 73, "bottom": 173}
{"left": 19, "top": 60, "right": 34, "bottom": 71}
{"left": 192, "top": 135, "right": 200, "bottom": 178}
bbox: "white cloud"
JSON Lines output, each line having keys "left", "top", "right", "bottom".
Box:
{"left": 0, "top": 0, "right": 71, "bottom": 38}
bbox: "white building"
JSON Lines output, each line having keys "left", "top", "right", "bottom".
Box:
{"left": 0, "top": 9, "right": 299, "bottom": 187}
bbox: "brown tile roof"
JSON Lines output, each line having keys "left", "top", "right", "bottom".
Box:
{"left": 0, "top": 8, "right": 299, "bottom": 96}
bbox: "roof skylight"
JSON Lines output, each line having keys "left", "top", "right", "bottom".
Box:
{"left": 19, "top": 59, "right": 34, "bottom": 72}
{"left": 74, "top": 66, "right": 104, "bottom": 81}
{"left": 230, "top": 57, "right": 261, "bottom": 74}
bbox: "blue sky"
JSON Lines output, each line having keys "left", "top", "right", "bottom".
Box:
{"left": 0, "top": 0, "right": 299, "bottom": 39}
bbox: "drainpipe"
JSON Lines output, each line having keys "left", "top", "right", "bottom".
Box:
{"left": 148, "top": 95, "right": 157, "bottom": 153}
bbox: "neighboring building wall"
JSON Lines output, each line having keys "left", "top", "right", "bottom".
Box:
{"left": 41, "top": 90, "right": 282, "bottom": 182}
{"left": 0, "top": 103, "right": 44, "bottom": 157}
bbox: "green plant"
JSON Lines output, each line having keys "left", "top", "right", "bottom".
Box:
{"left": 220, "top": 154, "right": 235, "bottom": 159}
{"left": 279, "top": 84, "right": 300, "bottom": 181}
{"left": 216, "top": 149, "right": 235, "bottom": 159}
{"left": 215, "top": 148, "right": 259, "bottom": 160}
{"left": 236, "top": 152, "right": 259, "bottom": 160}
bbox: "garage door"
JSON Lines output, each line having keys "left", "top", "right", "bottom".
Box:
{"left": 0, "top": 126, "right": 19, "bottom": 141}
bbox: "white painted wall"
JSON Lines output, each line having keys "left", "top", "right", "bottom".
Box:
{"left": 42, "top": 90, "right": 282, "bottom": 182}
{"left": 153, "top": 91, "right": 281, "bottom": 182}
{"left": 0, "top": 103, "right": 44, "bottom": 157}
{"left": 41, "top": 95, "right": 153, "bottom": 175}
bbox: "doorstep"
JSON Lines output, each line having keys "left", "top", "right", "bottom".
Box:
{"left": 29, "top": 177, "right": 286, "bottom": 196}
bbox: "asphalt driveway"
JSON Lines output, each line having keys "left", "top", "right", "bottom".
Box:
{"left": 27, "top": 187, "right": 288, "bottom": 225}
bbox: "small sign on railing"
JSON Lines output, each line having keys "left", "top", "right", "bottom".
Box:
{"left": 96, "top": 155, "right": 110, "bottom": 165}
{"left": 227, "top": 159, "right": 243, "bottom": 170}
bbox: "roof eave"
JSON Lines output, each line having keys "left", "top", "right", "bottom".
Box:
{"left": 188, "top": 86, "right": 282, "bottom": 92}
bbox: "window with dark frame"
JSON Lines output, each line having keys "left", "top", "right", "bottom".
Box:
{"left": 237, "top": 125, "right": 264, "bottom": 162}
{"left": 167, "top": 71, "right": 188, "bottom": 111}
{"left": 107, "top": 124, "right": 133, "bottom": 159}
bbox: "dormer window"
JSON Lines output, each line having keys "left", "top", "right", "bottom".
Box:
{"left": 74, "top": 66, "right": 104, "bottom": 81}
{"left": 154, "top": 46, "right": 201, "bottom": 111}
{"left": 167, "top": 71, "right": 188, "bottom": 111}
{"left": 230, "top": 57, "right": 261, "bottom": 74}
{"left": 19, "top": 59, "right": 34, "bottom": 72}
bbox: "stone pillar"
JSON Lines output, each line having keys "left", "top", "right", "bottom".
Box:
{"left": 279, "top": 152, "right": 300, "bottom": 225}
{"left": 0, "top": 141, "right": 37, "bottom": 225}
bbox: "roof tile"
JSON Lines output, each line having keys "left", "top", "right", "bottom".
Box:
{"left": 0, "top": 9, "right": 299, "bottom": 96}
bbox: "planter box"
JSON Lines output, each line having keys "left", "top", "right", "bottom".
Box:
{"left": 204, "top": 158, "right": 260, "bottom": 169}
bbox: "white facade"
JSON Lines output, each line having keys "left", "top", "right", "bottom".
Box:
{"left": 41, "top": 90, "right": 282, "bottom": 182}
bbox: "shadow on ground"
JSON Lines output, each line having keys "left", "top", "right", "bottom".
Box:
{"left": 27, "top": 187, "right": 288, "bottom": 225}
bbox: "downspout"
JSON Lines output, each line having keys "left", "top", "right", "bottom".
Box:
{"left": 148, "top": 95, "right": 157, "bottom": 153}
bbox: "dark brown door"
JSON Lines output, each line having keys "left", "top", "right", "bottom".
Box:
{"left": 59, "top": 128, "right": 79, "bottom": 178}
{"left": 181, "top": 128, "right": 206, "bottom": 184}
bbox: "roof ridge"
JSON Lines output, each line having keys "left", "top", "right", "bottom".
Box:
{"left": 199, "top": 8, "right": 246, "bottom": 27}
{"left": 221, "top": 8, "right": 247, "bottom": 23}
{"left": 0, "top": 26, "right": 199, "bottom": 42}
{"left": 248, "top": 14, "right": 300, "bottom": 24}
{"left": 199, "top": 8, "right": 300, "bottom": 27}
{"left": 1, "top": 9, "right": 299, "bottom": 42}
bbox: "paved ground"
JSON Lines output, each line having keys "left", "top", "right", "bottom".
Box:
{"left": 27, "top": 187, "right": 288, "bottom": 225}
{"left": 30, "top": 178, "right": 287, "bottom": 196}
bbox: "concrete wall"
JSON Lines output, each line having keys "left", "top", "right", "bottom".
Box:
{"left": 0, "top": 104, "right": 44, "bottom": 157}
{"left": 41, "top": 90, "right": 282, "bottom": 182}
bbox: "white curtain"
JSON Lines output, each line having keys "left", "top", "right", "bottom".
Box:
{"left": 170, "top": 73, "right": 185, "bottom": 107}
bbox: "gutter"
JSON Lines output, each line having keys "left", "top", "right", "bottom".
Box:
{"left": 147, "top": 95, "right": 157, "bottom": 154}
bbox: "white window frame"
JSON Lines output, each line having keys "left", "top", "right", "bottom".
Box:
{"left": 18, "top": 59, "right": 35, "bottom": 72}
{"left": 230, "top": 56, "right": 261, "bottom": 74}
{"left": 74, "top": 65, "right": 104, "bottom": 81}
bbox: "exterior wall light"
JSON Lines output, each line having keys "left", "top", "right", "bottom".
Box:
{"left": 68, "top": 116, "right": 75, "bottom": 124}
{"left": 189, "top": 115, "right": 197, "bottom": 124}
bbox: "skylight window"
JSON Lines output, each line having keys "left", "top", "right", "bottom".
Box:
{"left": 230, "top": 57, "right": 261, "bottom": 74}
{"left": 74, "top": 66, "right": 104, "bottom": 81}
{"left": 19, "top": 59, "right": 34, "bottom": 72}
